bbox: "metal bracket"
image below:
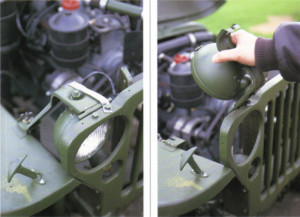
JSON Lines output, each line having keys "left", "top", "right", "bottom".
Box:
{"left": 18, "top": 81, "right": 113, "bottom": 133}
{"left": 117, "top": 67, "right": 133, "bottom": 93}
{"left": 230, "top": 67, "right": 266, "bottom": 112}
{"left": 68, "top": 81, "right": 113, "bottom": 114}
{"left": 216, "top": 24, "right": 240, "bottom": 51}
{"left": 161, "top": 136, "right": 185, "bottom": 152}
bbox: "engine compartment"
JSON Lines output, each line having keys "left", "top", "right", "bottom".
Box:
{"left": 1, "top": 0, "right": 143, "bottom": 216}
{"left": 1, "top": 0, "right": 142, "bottom": 115}
{"left": 157, "top": 26, "right": 233, "bottom": 162}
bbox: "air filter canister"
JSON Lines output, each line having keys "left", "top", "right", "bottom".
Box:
{"left": 48, "top": 1, "right": 89, "bottom": 68}
{"left": 168, "top": 53, "right": 204, "bottom": 108}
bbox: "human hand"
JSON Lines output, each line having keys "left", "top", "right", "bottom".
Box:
{"left": 212, "top": 30, "right": 257, "bottom": 66}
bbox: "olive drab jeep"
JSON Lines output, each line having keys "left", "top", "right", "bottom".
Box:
{"left": 1, "top": 0, "right": 143, "bottom": 216}
{"left": 157, "top": 0, "right": 300, "bottom": 216}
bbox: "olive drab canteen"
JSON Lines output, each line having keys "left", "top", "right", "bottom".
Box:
{"left": 191, "top": 43, "right": 247, "bottom": 100}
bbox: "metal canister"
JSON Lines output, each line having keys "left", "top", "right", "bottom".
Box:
{"left": 0, "top": 0, "right": 20, "bottom": 68}
{"left": 168, "top": 53, "right": 204, "bottom": 108}
{"left": 48, "top": 0, "right": 89, "bottom": 68}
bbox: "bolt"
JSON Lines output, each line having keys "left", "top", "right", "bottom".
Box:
{"left": 104, "top": 104, "right": 111, "bottom": 110}
{"left": 8, "top": 155, "right": 45, "bottom": 185}
{"left": 45, "top": 90, "right": 51, "bottom": 96}
{"left": 21, "top": 112, "right": 33, "bottom": 124}
{"left": 240, "top": 77, "right": 251, "bottom": 89}
{"left": 92, "top": 112, "right": 99, "bottom": 119}
{"left": 180, "top": 147, "right": 208, "bottom": 178}
{"left": 71, "top": 90, "right": 81, "bottom": 100}
{"left": 104, "top": 164, "right": 112, "bottom": 172}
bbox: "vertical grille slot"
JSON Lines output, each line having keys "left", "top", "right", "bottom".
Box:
{"left": 262, "top": 100, "right": 275, "bottom": 194}
{"left": 261, "top": 83, "right": 300, "bottom": 196}
{"left": 297, "top": 105, "right": 300, "bottom": 160}
{"left": 280, "top": 84, "right": 293, "bottom": 175}
{"left": 294, "top": 84, "right": 300, "bottom": 161}
{"left": 122, "top": 107, "right": 143, "bottom": 193}
{"left": 129, "top": 111, "right": 143, "bottom": 186}
{"left": 289, "top": 84, "right": 300, "bottom": 165}
{"left": 271, "top": 91, "right": 284, "bottom": 186}
{"left": 221, "top": 76, "right": 300, "bottom": 210}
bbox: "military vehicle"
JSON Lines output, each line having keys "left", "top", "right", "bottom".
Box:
{"left": 0, "top": 0, "right": 143, "bottom": 216}
{"left": 157, "top": 0, "right": 300, "bottom": 216}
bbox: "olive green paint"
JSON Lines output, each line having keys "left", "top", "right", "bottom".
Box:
{"left": 106, "top": 0, "right": 142, "bottom": 17}
{"left": 54, "top": 78, "right": 143, "bottom": 215}
{"left": 4, "top": 75, "right": 143, "bottom": 216}
{"left": 191, "top": 25, "right": 266, "bottom": 111}
{"left": 191, "top": 43, "right": 244, "bottom": 100}
{"left": 158, "top": 138, "right": 235, "bottom": 216}
{"left": 158, "top": 0, "right": 225, "bottom": 29}
{"left": 158, "top": 22, "right": 208, "bottom": 41}
{"left": 158, "top": 74, "right": 299, "bottom": 216}
{"left": 1, "top": 106, "right": 80, "bottom": 216}
{"left": 219, "top": 75, "right": 300, "bottom": 215}
{"left": 117, "top": 67, "right": 133, "bottom": 93}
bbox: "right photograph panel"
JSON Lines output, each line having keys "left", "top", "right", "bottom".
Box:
{"left": 157, "top": 0, "right": 300, "bottom": 216}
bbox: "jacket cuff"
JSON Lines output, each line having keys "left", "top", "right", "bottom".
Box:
{"left": 255, "top": 37, "right": 278, "bottom": 72}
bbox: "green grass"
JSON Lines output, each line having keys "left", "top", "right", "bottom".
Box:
{"left": 197, "top": 0, "right": 300, "bottom": 38}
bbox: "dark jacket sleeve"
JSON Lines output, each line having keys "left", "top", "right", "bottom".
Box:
{"left": 255, "top": 22, "right": 300, "bottom": 82}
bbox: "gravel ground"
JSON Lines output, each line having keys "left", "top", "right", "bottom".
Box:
{"left": 118, "top": 196, "right": 143, "bottom": 217}
{"left": 267, "top": 191, "right": 300, "bottom": 216}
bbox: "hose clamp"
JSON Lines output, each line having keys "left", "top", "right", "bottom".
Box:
{"left": 99, "top": 0, "right": 108, "bottom": 10}
{"left": 158, "top": 53, "right": 165, "bottom": 60}
{"left": 187, "top": 33, "right": 197, "bottom": 47}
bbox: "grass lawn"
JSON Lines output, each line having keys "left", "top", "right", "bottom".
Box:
{"left": 197, "top": 0, "right": 300, "bottom": 38}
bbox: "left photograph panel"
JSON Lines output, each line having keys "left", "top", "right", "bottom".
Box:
{"left": 0, "top": 0, "right": 143, "bottom": 216}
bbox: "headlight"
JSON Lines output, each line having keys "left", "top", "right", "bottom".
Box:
{"left": 54, "top": 110, "right": 112, "bottom": 164}
{"left": 75, "top": 120, "right": 111, "bottom": 163}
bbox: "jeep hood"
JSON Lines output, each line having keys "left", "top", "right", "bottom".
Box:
{"left": 158, "top": 0, "right": 225, "bottom": 29}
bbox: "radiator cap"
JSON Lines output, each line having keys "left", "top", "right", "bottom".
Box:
{"left": 62, "top": 0, "right": 80, "bottom": 10}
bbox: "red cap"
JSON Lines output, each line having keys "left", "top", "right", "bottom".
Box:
{"left": 62, "top": 0, "right": 80, "bottom": 10}
{"left": 173, "top": 53, "right": 189, "bottom": 64}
